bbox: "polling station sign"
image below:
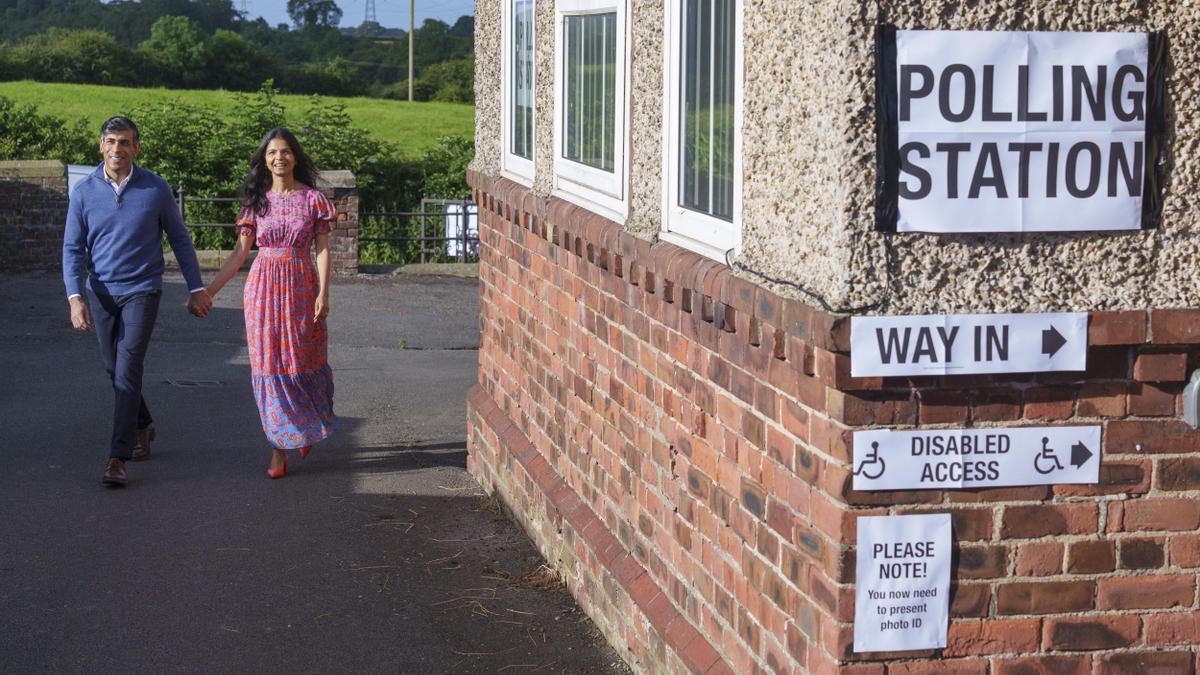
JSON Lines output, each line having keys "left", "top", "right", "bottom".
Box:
{"left": 875, "top": 27, "right": 1166, "bottom": 233}
{"left": 850, "top": 312, "right": 1087, "bottom": 377}
{"left": 854, "top": 513, "right": 951, "bottom": 653}
{"left": 853, "top": 426, "right": 1101, "bottom": 491}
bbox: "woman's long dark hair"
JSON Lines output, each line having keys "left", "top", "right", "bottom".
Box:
{"left": 240, "top": 127, "right": 320, "bottom": 215}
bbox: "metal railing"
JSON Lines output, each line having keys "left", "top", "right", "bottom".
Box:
{"left": 175, "top": 184, "right": 241, "bottom": 230}
{"left": 359, "top": 197, "right": 478, "bottom": 265}
{"left": 173, "top": 186, "right": 479, "bottom": 265}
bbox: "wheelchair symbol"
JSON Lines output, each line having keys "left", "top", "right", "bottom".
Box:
{"left": 1034, "top": 437, "right": 1064, "bottom": 475}
{"left": 854, "top": 442, "right": 886, "bottom": 480}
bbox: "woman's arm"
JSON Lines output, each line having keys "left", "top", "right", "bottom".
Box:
{"left": 206, "top": 232, "right": 255, "bottom": 298}
{"left": 314, "top": 232, "right": 331, "bottom": 321}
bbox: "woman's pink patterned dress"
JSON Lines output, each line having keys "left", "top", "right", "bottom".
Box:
{"left": 236, "top": 187, "right": 338, "bottom": 450}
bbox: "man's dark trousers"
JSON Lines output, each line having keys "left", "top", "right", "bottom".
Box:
{"left": 88, "top": 290, "right": 161, "bottom": 460}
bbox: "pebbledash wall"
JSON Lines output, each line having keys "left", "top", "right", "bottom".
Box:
{"left": 466, "top": 1, "right": 1200, "bottom": 674}
{"left": 0, "top": 161, "right": 359, "bottom": 275}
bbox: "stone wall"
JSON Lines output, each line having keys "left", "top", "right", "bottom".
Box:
{"left": 466, "top": 169, "right": 1200, "bottom": 673}
{"left": 0, "top": 160, "right": 68, "bottom": 272}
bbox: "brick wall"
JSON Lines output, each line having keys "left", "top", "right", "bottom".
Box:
{"left": 466, "top": 170, "right": 1200, "bottom": 673}
{"left": 0, "top": 160, "right": 68, "bottom": 272}
{"left": 315, "top": 170, "right": 358, "bottom": 276}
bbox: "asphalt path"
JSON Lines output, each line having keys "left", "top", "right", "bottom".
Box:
{"left": 0, "top": 271, "right": 626, "bottom": 674}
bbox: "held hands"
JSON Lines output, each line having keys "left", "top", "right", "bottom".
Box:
{"left": 315, "top": 292, "right": 330, "bottom": 322}
{"left": 188, "top": 289, "right": 213, "bottom": 318}
{"left": 69, "top": 296, "right": 93, "bottom": 332}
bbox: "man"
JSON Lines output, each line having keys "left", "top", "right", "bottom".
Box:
{"left": 63, "top": 116, "right": 212, "bottom": 487}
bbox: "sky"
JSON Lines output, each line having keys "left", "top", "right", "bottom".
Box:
{"left": 241, "top": 0, "right": 475, "bottom": 30}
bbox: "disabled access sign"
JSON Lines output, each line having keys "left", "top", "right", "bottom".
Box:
{"left": 852, "top": 426, "right": 1101, "bottom": 490}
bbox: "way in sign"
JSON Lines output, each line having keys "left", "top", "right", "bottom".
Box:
{"left": 874, "top": 324, "right": 1017, "bottom": 364}
{"left": 852, "top": 426, "right": 1102, "bottom": 491}
{"left": 850, "top": 312, "right": 1087, "bottom": 377}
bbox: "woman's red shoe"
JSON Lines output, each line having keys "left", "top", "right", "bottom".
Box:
{"left": 267, "top": 453, "right": 288, "bottom": 479}
{"left": 299, "top": 445, "right": 311, "bottom": 459}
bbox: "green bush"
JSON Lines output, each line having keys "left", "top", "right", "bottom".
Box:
{"left": 0, "top": 97, "right": 96, "bottom": 164}
{"left": 0, "top": 84, "right": 475, "bottom": 259}
{"left": 423, "top": 58, "right": 474, "bottom": 104}
{"left": 379, "top": 58, "right": 474, "bottom": 104}
{"left": 276, "top": 57, "right": 369, "bottom": 98}
{"left": 14, "top": 28, "right": 143, "bottom": 86}
{"left": 419, "top": 135, "right": 474, "bottom": 199}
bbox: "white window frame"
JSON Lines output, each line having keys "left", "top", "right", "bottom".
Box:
{"left": 553, "top": 0, "right": 630, "bottom": 224}
{"left": 660, "top": 0, "right": 743, "bottom": 261}
{"left": 502, "top": 0, "right": 536, "bottom": 184}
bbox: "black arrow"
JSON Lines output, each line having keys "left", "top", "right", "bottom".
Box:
{"left": 1042, "top": 326, "right": 1067, "bottom": 358}
{"left": 1070, "top": 441, "right": 1093, "bottom": 468}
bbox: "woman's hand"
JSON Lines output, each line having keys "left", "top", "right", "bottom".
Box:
{"left": 187, "top": 289, "right": 212, "bottom": 318}
{"left": 315, "top": 292, "right": 330, "bottom": 322}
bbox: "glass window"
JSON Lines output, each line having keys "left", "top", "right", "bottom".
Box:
{"left": 563, "top": 12, "right": 617, "bottom": 172}
{"left": 680, "top": 0, "right": 734, "bottom": 221}
{"left": 554, "top": 0, "right": 628, "bottom": 222}
{"left": 511, "top": 0, "right": 535, "bottom": 161}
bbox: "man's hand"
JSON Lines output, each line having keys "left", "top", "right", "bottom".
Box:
{"left": 69, "top": 296, "right": 93, "bottom": 331}
{"left": 188, "top": 289, "right": 212, "bottom": 318}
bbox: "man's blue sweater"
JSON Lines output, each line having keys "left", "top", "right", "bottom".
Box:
{"left": 62, "top": 164, "right": 204, "bottom": 298}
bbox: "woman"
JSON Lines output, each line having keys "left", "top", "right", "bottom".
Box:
{"left": 206, "top": 127, "right": 338, "bottom": 478}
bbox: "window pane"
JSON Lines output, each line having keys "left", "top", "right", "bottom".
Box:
{"left": 511, "top": 0, "right": 535, "bottom": 160}
{"left": 565, "top": 16, "right": 579, "bottom": 161}
{"left": 563, "top": 13, "right": 616, "bottom": 173}
{"left": 604, "top": 13, "right": 616, "bottom": 170}
{"left": 680, "top": 0, "right": 735, "bottom": 221}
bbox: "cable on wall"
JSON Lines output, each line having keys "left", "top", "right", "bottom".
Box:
{"left": 724, "top": 232, "right": 897, "bottom": 316}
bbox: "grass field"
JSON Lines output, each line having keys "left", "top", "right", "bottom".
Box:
{"left": 0, "top": 81, "right": 474, "bottom": 156}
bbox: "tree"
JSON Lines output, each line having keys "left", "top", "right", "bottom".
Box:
{"left": 0, "top": 2, "right": 478, "bottom": 100}
{"left": 287, "top": 0, "right": 343, "bottom": 29}
{"left": 15, "top": 28, "right": 141, "bottom": 86}
{"left": 356, "top": 20, "right": 383, "bottom": 38}
{"left": 205, "top": 29, "right": 274, "bottom": 90}
{"left": 138, "top": 16, "right": 208, "bottom": 87}
{"left": 419, "top": 58, "right": 474, "bottom": 103}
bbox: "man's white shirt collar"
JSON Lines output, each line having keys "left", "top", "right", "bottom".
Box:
{"left": 103, "top": 167, "right": 133, "bottom": 197}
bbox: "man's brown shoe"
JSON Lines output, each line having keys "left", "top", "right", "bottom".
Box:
{"left": 131, "top": 425, "right": 156, "bottom": 461}
{"left": 102, "top": 458, "right": 127, "bottom": 486}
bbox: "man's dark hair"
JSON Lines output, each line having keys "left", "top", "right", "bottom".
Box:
{"left": 100, "top": 116, "right": 139, "bottom": 142}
